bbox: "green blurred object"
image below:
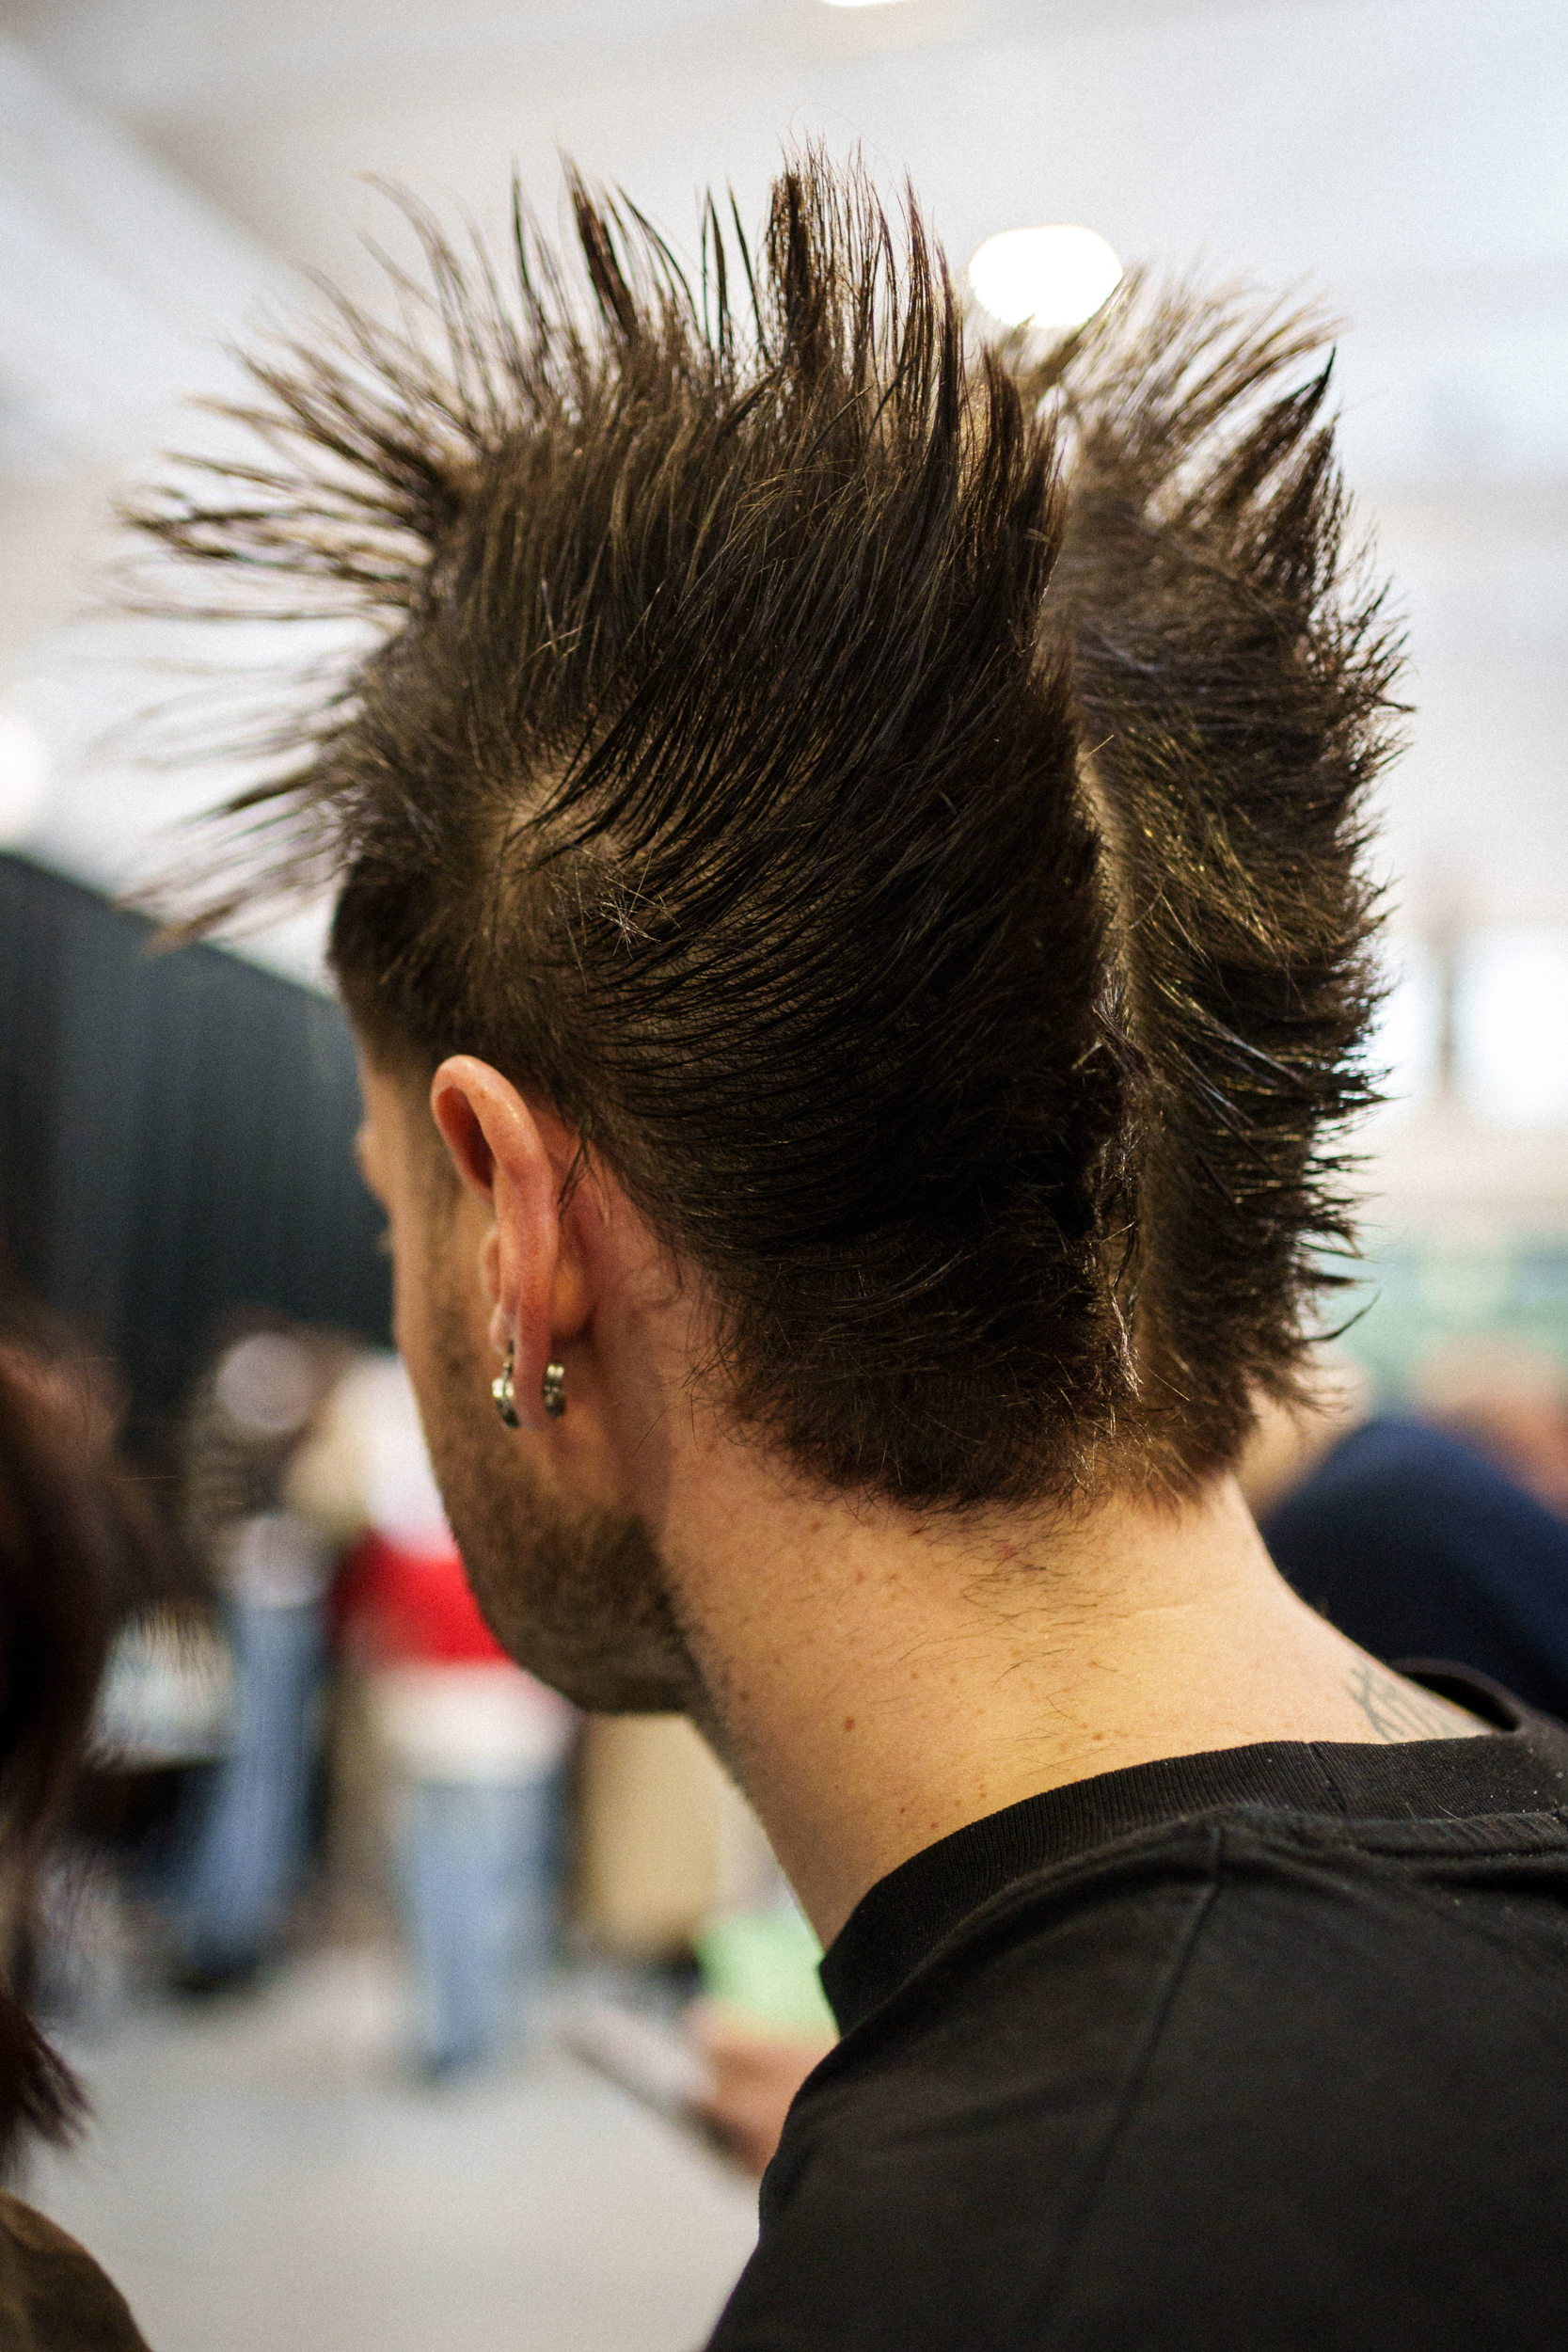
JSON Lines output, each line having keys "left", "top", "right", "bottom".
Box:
{"left": 695, "top": 1904, "right": 836, "bottom": 2037}
{"left": 1334, "top": 1234, "right": 1568, "bottom": 1401}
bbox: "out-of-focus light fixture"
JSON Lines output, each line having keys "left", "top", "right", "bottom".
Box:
{"left": 0, "top": 707, "right": 48, "bottom": 845}
{"left": 820, "top": 1, "right": 909, "bottom": 9}
{"left": 968, "top": 225, "right": 1123, "bottom": 331}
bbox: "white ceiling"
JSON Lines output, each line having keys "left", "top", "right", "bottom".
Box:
{"left": 0, "top": 0, "right": 1564, "bottom": 1070}
{"left": 5, "top": 0, "right": 1567, "bottom": 488}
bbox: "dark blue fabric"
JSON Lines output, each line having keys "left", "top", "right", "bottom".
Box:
{"left": 1264, "top": 1414, "right": 1568, "bottom": 1723}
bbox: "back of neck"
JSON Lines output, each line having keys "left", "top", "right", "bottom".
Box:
{"left": 658, "top": 1454, "right": 1484, "bottom": 1943}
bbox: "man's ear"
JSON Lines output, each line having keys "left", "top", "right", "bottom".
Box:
{"left": 429, "top": 1056, "right": 587, "bottom": 1430}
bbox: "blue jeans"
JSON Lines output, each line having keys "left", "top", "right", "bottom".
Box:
{"left": 174, "top": 1598, "right": 324, "bottom": 1974}
{"left": 395, "top": 1772, "right": 559, "bottom": 2074}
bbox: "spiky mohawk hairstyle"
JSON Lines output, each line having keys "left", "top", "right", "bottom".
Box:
{"left": 132, "top": 151, "right": 1400, "bottom": 1510}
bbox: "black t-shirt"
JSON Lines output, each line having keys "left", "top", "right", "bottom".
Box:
{"left": 705, "top": 1669, "right": 1568, "bottom": 2351}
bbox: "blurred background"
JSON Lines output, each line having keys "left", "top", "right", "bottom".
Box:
{"left": 0, "top": 3, "right": 1564, "bottom": 2347}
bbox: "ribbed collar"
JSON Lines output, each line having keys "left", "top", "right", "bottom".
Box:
{"left": 819, "top": 1667, "right": 1568, "bottom": 2037}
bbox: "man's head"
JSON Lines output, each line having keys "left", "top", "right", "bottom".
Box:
{"left": 139, "top": 154, "right": 1399, "bottom": 1704}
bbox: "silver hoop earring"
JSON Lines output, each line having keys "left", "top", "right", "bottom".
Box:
{"left": 491, "top": 1343, "right": 521, "bottom": 1429}
{"left": 541, "top": 1360, "right": 566, "bottom": 1420}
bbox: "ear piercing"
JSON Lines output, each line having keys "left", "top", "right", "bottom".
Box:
{"left": 492, "top": 1343, "right": 521, "bottom": 1428}
{"left": 491, "top": 1343, "right": 567, "bottom": 1426}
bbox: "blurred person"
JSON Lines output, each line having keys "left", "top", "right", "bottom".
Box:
{"left": 0, "top": 1307, "right": 205, "bottom": 2029}
{"left": 130, "top": 152, "right": 1568, "bottom": 2351}
{"left": 169, "top": 1320, "right": 355, "bottom": 1991}
{"left": 0, "top": 1316, "right": 153, "bottom": 2346}
{"left": 50, "top": 1597, "right": 234, "bottom": 2034}
{"left": 1243, "top": 1360, "right": 1568, "bottom": 1724}
{"left": 331, "top": 1356, "right": 572, "bottom": 2078}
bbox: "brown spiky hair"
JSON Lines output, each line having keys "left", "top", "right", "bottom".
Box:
{"left": 130, "top": 150, "right": 1401, "bottom": 1511}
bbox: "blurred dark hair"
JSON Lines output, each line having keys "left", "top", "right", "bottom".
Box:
{"left": 129, "top": 150, "right": 1401, "bottom": 1509}
{"left": 0, "top": 1331, "right": 118, "bottom": 2163}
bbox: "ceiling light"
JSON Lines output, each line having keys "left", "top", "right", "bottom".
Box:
{"left": 819, "top": 1, "right": 908, "bottom": 9}
{"left": 967, "top": 226, "right": 1123, "bottom": 332}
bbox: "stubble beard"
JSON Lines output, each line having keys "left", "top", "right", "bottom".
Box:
{"left": 412, "top": 1266, "right": 705, "bottom": 1716}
